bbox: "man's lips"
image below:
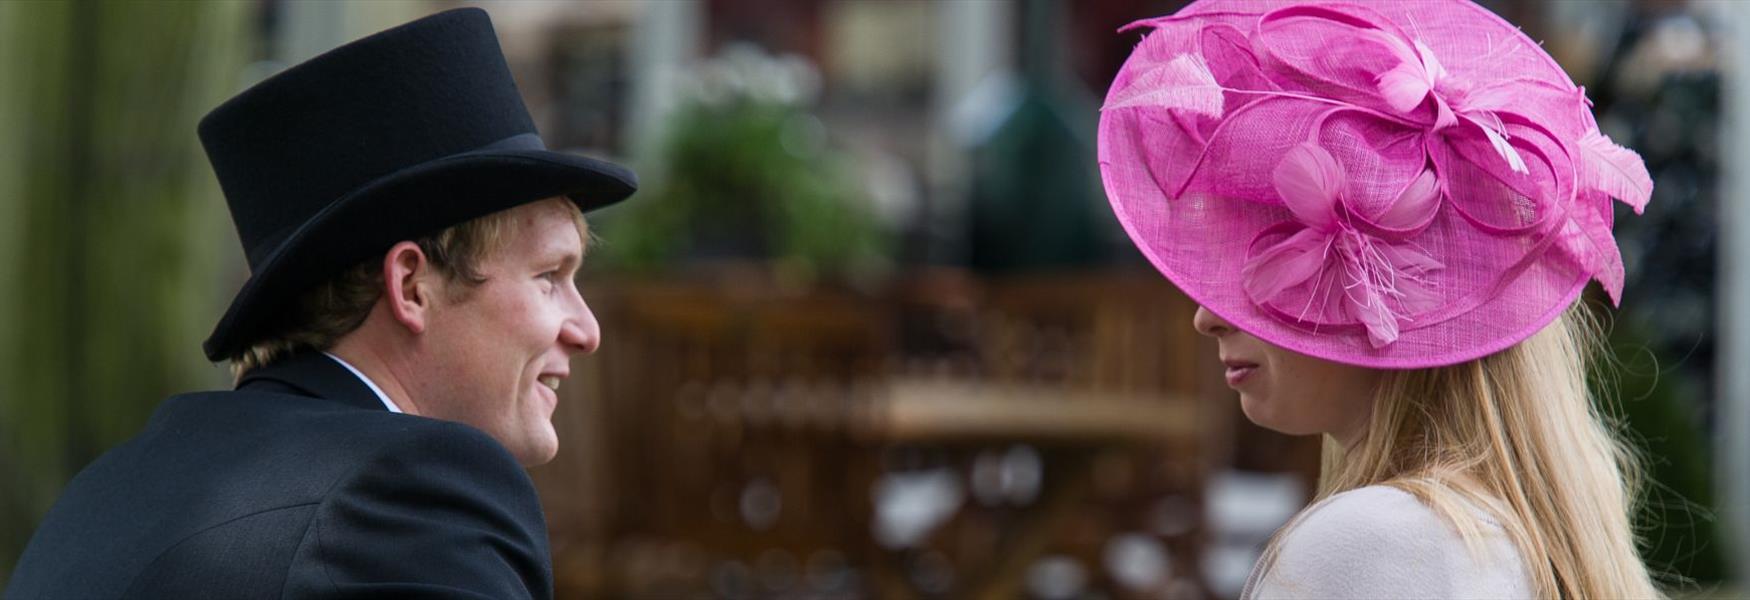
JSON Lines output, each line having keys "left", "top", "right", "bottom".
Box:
{"left": 537, "top": 371, "right": 568, "bottom": 392}
{"left": 1222, "top": 358, "right": 1258, "bottom": 387}
{"left": 535, "top": 369, "right": 569, "bottom": 408}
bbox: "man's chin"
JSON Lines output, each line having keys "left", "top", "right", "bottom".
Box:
{"left": 514, "top": 432, "right": 559, "bottom": 467}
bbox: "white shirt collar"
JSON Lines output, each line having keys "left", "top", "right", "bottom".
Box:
{"left": 322, "top": 352, "right": 403, "bottom": 413}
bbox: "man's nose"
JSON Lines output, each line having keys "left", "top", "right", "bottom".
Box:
{"left": 560, "top": 291, "right": 601, "bottom": 355}
{"left": 1193, "top": 306, "right": 1235, "bottom": 338}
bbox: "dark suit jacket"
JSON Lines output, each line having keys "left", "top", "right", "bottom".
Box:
{"left": 4, "top": 352, "right": 553, "bottom": 598}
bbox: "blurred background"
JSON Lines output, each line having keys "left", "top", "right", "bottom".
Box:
{"left": 0, "top": 0, "right": 1742, "bottom": 597}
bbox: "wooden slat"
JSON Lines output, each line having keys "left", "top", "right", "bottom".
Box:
{"left": 856, "top": 378, "right": 1197, "bottom": 444}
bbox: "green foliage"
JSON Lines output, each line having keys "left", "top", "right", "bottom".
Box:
{"left": 0, "top": 0, "right": 248, "bottom": 582}
{"left": 594, "top": 96, "right": 889, "bottom": 277}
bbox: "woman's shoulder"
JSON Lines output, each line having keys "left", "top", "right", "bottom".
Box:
{"left": 1251, "top": 485, "right": 1530, "bottom": 599}
{"left": 1275, "top": 486, "right": 1464, "bottom": 568}
{"left": 1293, "top": 485, "right": 1461, "bottom": 539}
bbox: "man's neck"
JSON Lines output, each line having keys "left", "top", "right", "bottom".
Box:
{"left": 324, "top": 340, "right": 425, "bottom": 416}
{"left": 321, "top": 352, "right": 402, "bottom": 413}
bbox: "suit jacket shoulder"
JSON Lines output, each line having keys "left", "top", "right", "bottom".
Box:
{"left": 4, "top": 352, "right": 553, "bottom": 599}
{"left": 279, "top": 417, "right": 552, "bottom": 598}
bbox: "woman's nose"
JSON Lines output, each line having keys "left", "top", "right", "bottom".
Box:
{"left": 1193, "top": 306, "right": 1235, "bottom": 337}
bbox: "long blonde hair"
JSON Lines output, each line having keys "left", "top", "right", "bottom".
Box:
{"left": 1291, "top": 303, "right": 1659, "bottom": 598}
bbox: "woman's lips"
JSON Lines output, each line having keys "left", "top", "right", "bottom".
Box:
{"left": 1223, "top": 360, "right": 1258, "bottom": 387}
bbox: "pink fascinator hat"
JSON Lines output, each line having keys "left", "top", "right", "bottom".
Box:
{"left": 1098, "top": 0, "right": 1653, "bottom": 368}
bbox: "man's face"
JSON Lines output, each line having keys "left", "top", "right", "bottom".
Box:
{"left": 412, "top": 198, "right": 598, "bottom": 466}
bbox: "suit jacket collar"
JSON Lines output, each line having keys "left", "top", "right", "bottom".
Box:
{"left": 237, "top": 350, "right": 387, "bottom": 412}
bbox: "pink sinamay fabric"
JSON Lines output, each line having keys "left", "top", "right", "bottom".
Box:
{"left": 1098, "top": 0, "right": 1652, "bottom": 369}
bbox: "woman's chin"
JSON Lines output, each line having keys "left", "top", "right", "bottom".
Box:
{"left": 1238, "top": 393, "right": 1274, "bottom": 429}
{"left": 1238, "top": 394, "right": 1313, "bottom": 436}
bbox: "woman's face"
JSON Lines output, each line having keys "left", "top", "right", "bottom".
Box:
{"left": 1193, "top": 306, "right": 1381, "bottom": 442}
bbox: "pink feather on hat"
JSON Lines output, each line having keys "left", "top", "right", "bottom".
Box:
{"left": 1098, "top": 0, "right": 1653, "bottom": 368}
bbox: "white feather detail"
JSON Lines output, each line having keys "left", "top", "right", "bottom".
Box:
{"left": 1578, "top": 130, "right": 1653, "bottom": 214}
{"left": 1412, "top": 40, "right": 1446, "bottom": 82}
{"left": 1102, "top": 53, "right": 1224, "bottom": 118}
{"left": 1472, "top": 115, "right": 1528, "bottom": 174}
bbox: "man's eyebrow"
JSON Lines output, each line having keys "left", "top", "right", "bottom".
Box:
{"left": 541, "top": 248, "right": 580, "bottom": 269}
{"left": 540, "top": 243, "right": 583, "bottom": 273}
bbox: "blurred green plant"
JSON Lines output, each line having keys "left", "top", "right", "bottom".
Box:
{"left": 593, "top": 45, "right": 889, "bottom": 279}
{"left": 0, "top": 0, "right": 247, "bottom": 583}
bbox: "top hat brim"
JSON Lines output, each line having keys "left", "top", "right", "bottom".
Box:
{"left": 202, "top": 146, "right": 637, "bottom": 361}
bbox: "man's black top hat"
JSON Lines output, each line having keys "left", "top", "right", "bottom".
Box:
{"left": 198, "top": 8, "right": 636, "bottom": 361}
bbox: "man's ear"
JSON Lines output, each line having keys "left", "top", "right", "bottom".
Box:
{"left": 383, "top": 241, "right": 434, "bottom": 335}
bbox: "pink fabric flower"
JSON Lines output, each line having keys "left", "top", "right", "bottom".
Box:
{"left": 1243, "top": 144, "right": 1443, "bottom": 347}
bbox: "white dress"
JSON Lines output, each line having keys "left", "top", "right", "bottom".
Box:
{"left": 1242, "top": 485, "right": 1534, "bottom": 599}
